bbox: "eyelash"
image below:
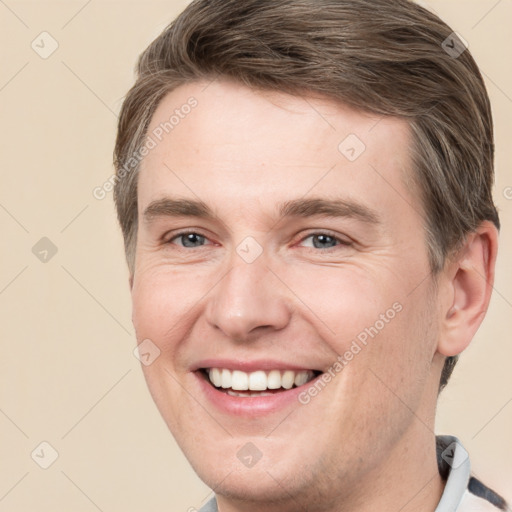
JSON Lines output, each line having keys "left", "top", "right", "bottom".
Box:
{"left": 299, "top": 231, "right": 352, "bottom": 251}
{"left": 165, "top": 230, "right": 213, "bottom": 248}
{"left": 165, "top": 230, "right": 352, "bottom": 251}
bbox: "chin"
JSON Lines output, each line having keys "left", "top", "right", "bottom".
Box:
{"left": 184, "top": 436, "right": 322, "bottom": 502}
{"left": 196, "top": 463, "right": 305, "bottom": 504}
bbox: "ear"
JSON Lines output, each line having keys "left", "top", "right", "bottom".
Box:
{"left": 437, "top": 221, "right": 499, "bottom": 357}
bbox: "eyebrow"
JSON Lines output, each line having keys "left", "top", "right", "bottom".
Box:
{"left": 142, "top": 197, "right": 380, "bottom": 225}
{"left": 143, "top": 198, "right": 215, "bottom": 222}
{"left": 279, "top": 198, "right": 380, "bottom": 224}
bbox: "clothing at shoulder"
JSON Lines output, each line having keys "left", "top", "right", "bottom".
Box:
{"left": 459, "top": 490, "right": 509, "bottom": 512}
{"left": 435, "top": 436, "right": 508, "bottom": 512}
{"left": 197, "top": 436, "right": 508, "bottom": 512}
{"left": 198, "top": 498, "right": 218, "bottom": 512}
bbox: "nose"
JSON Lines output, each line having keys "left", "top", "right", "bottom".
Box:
{"left": 205, "top": 255, "right": 292, "bottom": 341}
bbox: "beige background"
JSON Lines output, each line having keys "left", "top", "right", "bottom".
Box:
{"left": 0, "top": 0, "right": 510, "bottom": 510}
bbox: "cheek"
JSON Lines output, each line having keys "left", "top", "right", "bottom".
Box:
{"left": 131, "top": 286, "right": 171, "bottom": 349}
{"left": 288, "top": 262, "right": 434, "bottom": 395}
{"left": 287, "top": 263, "right": 402, "bottom": 346}
{"left": 131, "top": 269, "right": 201, "bottom": 433}
{"left": 131, "top": 264, "right": 209, "bottom": 344}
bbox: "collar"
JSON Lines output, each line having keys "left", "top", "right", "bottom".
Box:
{"left": 434, "top": 435, "right": 471, "bottom": 511}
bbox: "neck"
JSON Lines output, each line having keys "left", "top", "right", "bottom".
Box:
{"left": 216, "top": 425, "right": 445, "bottom": 512}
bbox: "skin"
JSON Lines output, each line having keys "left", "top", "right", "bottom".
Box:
{"left": 130, "top": 80, "right": 498, "bottom": 512}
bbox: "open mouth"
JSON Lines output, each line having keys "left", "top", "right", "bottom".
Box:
{"left": 201, "top": 368, "right": 321, "bottom": 397}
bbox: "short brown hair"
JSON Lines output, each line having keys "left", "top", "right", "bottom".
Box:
{"left": 113, "top": 0, "right": 499, "bottom": 390}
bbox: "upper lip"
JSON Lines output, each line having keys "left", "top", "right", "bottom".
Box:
{"left": 191, "top": 359, "right": 323, "bottom": 373}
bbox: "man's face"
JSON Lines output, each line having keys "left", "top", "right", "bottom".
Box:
{"left": 131, "top": 81, "right": 443, "bottom": 505}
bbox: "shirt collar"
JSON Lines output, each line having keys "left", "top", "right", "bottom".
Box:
{"left": 434, "top": 435, "right": 471, "bottom": 511}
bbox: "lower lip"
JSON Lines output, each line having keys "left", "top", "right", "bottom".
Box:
{"left": 195, "top": 371, "right": 318, "bottom": 417}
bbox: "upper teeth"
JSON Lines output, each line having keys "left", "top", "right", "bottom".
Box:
{"left": 207, "top": 368, "right": 315, "bottom": 391}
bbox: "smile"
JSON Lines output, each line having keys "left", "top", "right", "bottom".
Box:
{"left": 203, "top": 368, "right": 320, "bottom": 397}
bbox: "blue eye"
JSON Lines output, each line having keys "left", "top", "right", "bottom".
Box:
{"left": 171, "top": 232, "right": 207, "bottom": 248}
{"left": 166, "top": 231, "right": 348, "bottom": 251}
{"left": 301, "top": 233, "right": 347, "bottom": 249}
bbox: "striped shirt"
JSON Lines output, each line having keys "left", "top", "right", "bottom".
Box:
{"left": 198, "top": 436, "right": 508, "bottom": 511}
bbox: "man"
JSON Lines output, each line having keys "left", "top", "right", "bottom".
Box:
{"left": 113, "top": 0, "right": 509, "bottom": 510}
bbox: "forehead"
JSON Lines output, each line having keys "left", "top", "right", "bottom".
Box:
{"left": 138, "top": 80, "right": 417, "bottom": 224}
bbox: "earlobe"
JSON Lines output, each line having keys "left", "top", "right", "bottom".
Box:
{"left": 437, "top": 221, "right": 498, "bottom": 358}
